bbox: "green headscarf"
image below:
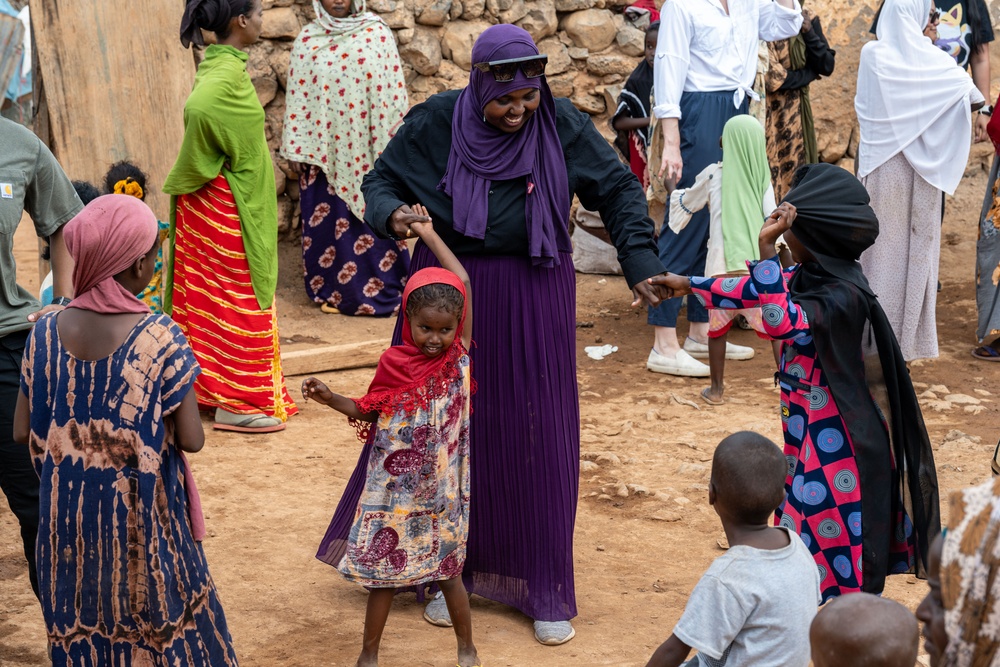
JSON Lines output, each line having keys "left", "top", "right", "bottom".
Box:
{"left": 720, "top": 115, "right": 771, "bottom": 272}
{"left": 162, "top": 44, "right": 278, "bottom": 312}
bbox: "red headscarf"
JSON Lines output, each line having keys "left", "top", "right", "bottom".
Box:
{"left": 353, "top": 267, "right": 469, "bottom": 436}
{"left": 64, "top": 195, "right": 158, "bottom": 314}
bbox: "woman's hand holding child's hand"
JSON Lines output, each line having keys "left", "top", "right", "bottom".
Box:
{"left": 389, "top": 204, "right": 432, "bottom": 239}
{"left": 644, "top": 273, "right": 692, "bottom": 298}
{"left": 301, "top": 377, "right": 334, "bottom": 406}
{"left": 408, "top": 205, "right": 435, "bottom": 239}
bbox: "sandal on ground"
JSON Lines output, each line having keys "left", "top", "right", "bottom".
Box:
{"left": 972, "top": 345, "right": 1000, "bottom": 362}
{"left": 212, "top": 408, "right": 285, "bottom": 433}
{"left": 320, "top": 303, "right": 341, "bottom": 314}
{"left": 533, "top": 620, "right": 576, "bottom": 646}
{"left": 423, "top": 591, "right": 453, "bottom": 627}
{"left": 700, "top": 388, "right": 724, "bottom": 406}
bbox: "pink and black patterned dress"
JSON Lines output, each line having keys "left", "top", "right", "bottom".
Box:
{"left": 690, "top": 256, "right": 916, "bottom": 601}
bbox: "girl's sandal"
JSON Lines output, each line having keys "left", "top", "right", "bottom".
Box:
{"left": 320, "top": 303, "right": 341, "bottom": 314}
{"left": 700, "top": 387, "right": 724, "bottom": 406}
{"left": 213, "top": 408, "right": 285, "bottom": 433}
{"left": 972, "top": 345, "right": 1000, "bottom": 362}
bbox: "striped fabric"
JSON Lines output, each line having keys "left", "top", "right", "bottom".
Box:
{"left": 171, "top": 174, "right": 298, "bottom": 420}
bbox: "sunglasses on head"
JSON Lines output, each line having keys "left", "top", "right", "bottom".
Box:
{"left": 472, "top": 55, "right": 548, "bottom": 83}
{"left": 929, "top": 7, "right": 941, "bottom": 22}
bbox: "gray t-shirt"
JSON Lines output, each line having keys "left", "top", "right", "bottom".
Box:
{"left": 674, "top": 528, "right": 821, "bottom": 667}
{"left": 0, "top": 117, "right": 83, "bottom": 337}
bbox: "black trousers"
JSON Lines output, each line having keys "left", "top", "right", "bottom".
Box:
{"left": 0, "top": 329, "right": 39, "bottom": 599}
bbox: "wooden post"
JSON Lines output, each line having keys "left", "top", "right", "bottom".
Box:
{"left": 280, "top": 341, "right": 387, "bottom": 377}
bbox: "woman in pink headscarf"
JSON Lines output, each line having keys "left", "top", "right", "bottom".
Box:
{"left": 13, "top": 195, "right": 238, "bottom": 665}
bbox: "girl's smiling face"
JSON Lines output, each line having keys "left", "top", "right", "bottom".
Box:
{"left": 322, "top": 0, "right": 351, "bottom": 18}
{"left": 409, "top": 306, "right": 459, "bottom": 358}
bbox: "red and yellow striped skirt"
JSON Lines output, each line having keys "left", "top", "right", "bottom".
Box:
{"left": 171, "top": 174, "right": 298, "bottom": 420}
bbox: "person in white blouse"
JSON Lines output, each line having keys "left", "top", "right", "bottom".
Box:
{"left": 646, "top": 0, "right": 802, "bottom": 377}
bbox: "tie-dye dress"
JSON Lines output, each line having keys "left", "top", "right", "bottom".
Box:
{"left": 690, "top": 256, "right": 915, "bottom": 602}
{"left": 20, "top": 313, "right": 238, "bottom": 666}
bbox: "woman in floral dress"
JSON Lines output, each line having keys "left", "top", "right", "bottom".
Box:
{"left": 282, "top": 0, "right": 410, "bottom": 316}
{"left": 650, "top": 164, "right": 939, "bottom": 602}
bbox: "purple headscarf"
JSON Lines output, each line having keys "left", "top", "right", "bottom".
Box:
{"left": 438, "top": 24, "right": 571, "bottom": 267}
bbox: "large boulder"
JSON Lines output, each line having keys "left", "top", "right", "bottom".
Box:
{"left": 260, "top": 7, "right": 300, "bottom": 40}
{"left": 399, "top": 27, "right": 444, "bottom": 76}
{"left": 538, "top": 37, "right": 573, "bottom": 76}
{"left": 586, "top": 53, "right": 638, "bottom": 77}
{"left": 441, "top": 20, "right": 492, "bottom": 70}
{"left": 562, "top": 9, "right": 616, "bottom": 52}
{"left": 415, "top": 0, "right": 453, "bottom": 26}
{"left": 555, "top": 0, "right": 597, "bottom": 11}
{"left": 516, "top": 3, "right": 558, "bottom": 41}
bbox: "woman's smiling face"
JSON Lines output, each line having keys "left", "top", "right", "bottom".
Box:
{"left": 483, "top": 88, "right": 541, "bottom": 134}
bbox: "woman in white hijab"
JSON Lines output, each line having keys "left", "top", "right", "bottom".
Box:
{"left": 855, "top": 0, "right": 983, "bottom": 361}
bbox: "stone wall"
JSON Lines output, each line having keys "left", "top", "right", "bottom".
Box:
{"left": 254, "top": 0, "right": 1000, "bottom": 233}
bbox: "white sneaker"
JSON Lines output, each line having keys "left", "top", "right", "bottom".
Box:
{"left": 646, "top": 348, "right": 710, "bottom": 377}
{"left": 683, "top": 337, "right": 755, "bottom": 361}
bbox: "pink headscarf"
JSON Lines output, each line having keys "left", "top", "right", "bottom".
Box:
{"left": 64, "top": 195, "right": 158, "bottom": 314}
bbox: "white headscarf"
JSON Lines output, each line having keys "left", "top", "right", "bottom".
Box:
{"left": 855, "top": 0, "right": 982, "bottom": 194}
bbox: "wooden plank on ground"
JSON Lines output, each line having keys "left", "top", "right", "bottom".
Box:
{"left": 281, "top": 340, "right": 387, "bottom": 377}
{"left": 31, "top": 0, "right": 195, "bottom": 219}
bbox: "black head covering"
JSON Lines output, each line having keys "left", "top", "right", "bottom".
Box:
{"left": 781, "top": 162, "right": 879, "bottom": 294}
{"left": 180, "top": 0, "right": 238, "bottom": 48}
{"left": 779, "top": 163, "right": 939, "bottom": 594}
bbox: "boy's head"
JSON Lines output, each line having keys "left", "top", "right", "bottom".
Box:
{"left": 644, "top": 22, "right": 659, "bottom": 67}
{"left": 709, "top": 431, "right": 785, "bottom": 525}
{"left": 811, "top": 593, "right": 919, "bottom": 667}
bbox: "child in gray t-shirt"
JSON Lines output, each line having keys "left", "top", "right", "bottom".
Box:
{"left": 645, "top": 431, "right": 821, "bottom": 667}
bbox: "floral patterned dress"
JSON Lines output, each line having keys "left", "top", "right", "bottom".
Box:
{"left": 690, "top": 257, "right": 915, "bottom": 601}
{"left": 338, "top": 354, "right": 471, "bottom": 587}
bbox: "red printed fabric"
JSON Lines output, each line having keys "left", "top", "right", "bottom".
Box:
{"left": 171, "top": 174, "right": 298, "bottom": 420}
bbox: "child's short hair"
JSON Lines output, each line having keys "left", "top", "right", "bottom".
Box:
{"left": 72, "top": 180, "right": 102, "bottom": 206}
{"left": 647, "top": 20, "right": 660, "bottom": 34}
{"left": 810, "top": 593, "right": 918, "bottom": 667}
{"left": 712, "top": 431, "right": 786, "bottom": 524}
{"left": 104, "top": 161, "right": 149, "bottom": 200}
{"left": 405, "top": 283, "right": 464, "bottom": 320}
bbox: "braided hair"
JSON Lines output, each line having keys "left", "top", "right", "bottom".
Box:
{"left": 405, "top": 283, "right": 465, "bottom": 321}
{"left": 180, "top": 0, "right": 254, "bottom": 48}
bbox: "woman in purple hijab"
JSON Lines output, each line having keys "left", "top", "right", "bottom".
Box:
{"left": 317, "top": 24, "right": 667, "bottom": 646}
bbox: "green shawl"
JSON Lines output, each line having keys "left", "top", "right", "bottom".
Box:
{"left": 162, "top": 44, "right": 278, "bottom": 312}
{"left": 790, "top": 35, "right": 818, "bottom": 164}
{"left": 721, "top": 115, "right": 771, "bottom": 272}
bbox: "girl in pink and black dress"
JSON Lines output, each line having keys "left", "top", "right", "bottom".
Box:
{"left": 650, "top": 164, "right": 939, "bottom": 602}
{"left": 282, "top": 0, "right": 410, "bottom": 316}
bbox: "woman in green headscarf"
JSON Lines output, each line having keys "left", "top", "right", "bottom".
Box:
{"left": 164, "top": 0, "right": 298, "bottom": 433}
{"left": 765, "top": 7, "right": 836, "bottom": 200}
{"left": 666, "top": 115, "right": 783, "bottom": 404}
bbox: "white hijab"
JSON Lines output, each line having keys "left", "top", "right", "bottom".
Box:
{"left": 855, "top": 0, "right": 982, "bottom": 194}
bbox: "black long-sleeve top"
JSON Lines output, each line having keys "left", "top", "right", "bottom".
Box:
{"left": 361, "top": 90, "right": 665, "bottom": 288}
{"left": 778, "top": 18, "right": 837, "bottom": 91}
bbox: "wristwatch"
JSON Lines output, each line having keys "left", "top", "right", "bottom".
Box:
{"left": 52, "top": 296, "right": 72, "bottom": 307}
{"left": 980, "top": 104, "right": 993, "bottom": 117}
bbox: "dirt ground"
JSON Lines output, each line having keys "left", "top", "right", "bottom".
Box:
{"left": 3, "top": 154, "right": 1000, "bottom": 667}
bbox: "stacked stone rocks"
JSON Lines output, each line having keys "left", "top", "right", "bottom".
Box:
{"left": 255, "top": 0, "right": 649, "bottom": 232}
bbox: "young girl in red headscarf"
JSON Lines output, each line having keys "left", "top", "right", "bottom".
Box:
{"left": 302, "top": 205, "right": 479, "bottom": 667}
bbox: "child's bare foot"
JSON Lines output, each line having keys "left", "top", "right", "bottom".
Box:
{"left": 700, "top": 386, "right": 724, "bottom": 405}
{"left": 458, "top": 646, "right": 480, "bottom": 667}
{"left": 356, "top": 651, "right": 378, "bottom": 667}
